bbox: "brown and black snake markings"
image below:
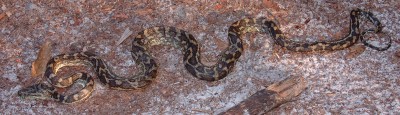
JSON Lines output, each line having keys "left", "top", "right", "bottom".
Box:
{"left": 18, "top": 9, "right": 391, "bottom": 104}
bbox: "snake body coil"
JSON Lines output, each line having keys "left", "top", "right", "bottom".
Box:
{"left": 18, "top": 9, "right": 390, "bottom": 103}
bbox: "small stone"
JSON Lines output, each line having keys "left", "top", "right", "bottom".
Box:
{"left": 69, "top": 20, "right": 75, "bottom": 25}
{"left": 395, "top": 50, "right": 400, "bottom": 58}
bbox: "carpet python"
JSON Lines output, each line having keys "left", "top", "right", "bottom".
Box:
{"left": 18, "top": 9, "right": 391, "bottom": 103}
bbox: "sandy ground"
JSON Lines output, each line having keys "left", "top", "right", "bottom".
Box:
{"left": 0, "top": 0, "right": 399, "bottom": 114}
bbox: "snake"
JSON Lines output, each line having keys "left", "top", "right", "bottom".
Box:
{"left": 18, "top": 9, "right": 391, "bottom": 104}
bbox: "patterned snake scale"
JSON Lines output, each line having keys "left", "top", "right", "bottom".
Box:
{"left": 18, "top": 9, "right": 391, "bottom": 103}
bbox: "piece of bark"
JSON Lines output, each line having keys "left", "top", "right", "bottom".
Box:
{"left": 31, "top": 41, "right": 52, "bottom": 77}
{"left": 219, "top": 76, "right": 307, "bottom": 115}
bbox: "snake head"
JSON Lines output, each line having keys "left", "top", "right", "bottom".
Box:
{"left": 18, "top": 83, "right": 55, "bottom": 100}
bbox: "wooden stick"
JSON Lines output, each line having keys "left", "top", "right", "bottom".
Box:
{"left": 219, "top": 76, "right": 307, "bottom": 115}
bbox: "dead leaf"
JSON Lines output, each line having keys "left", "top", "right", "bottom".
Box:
{"left": 268, "top": 46, "right": 283, "bottom": 62}
{"left": 214, "top": 37, "right": 227, "bottom": 51}
{"left": 5, "top": 11, "right": 12, "bottom": 17}
{"left": 116, "top": 28, "right": 133, "bottom": 45}
{"left": 2, "top": 4, "right": 12, "bottom": 17}
{"left": 345, "top": 45, "right": 366, "bottom": 59}
{"left": 391, "top": 50, "right": 400, "bottom": 64}
{"left": 135, "top": 9, "right": 153, "bottom": 16}
{"left": 214, "top": 4, "right": 223, "bottom": 10}
{"left": 263, "top": 0, "right": 281, "bottom": 11}
{"left": 72, "top": 11, "right": 82, "bottom": 26}
{"left": 31, "top": 41, "right": 52, "bottom": 77}
{"left": 1, "top": 4, "right": 6, "bottom": 11}
{"left": 0, "top": 13, "right": 6, "bottom": 20}
{"left": 113, "top": 13, "right": 129, "bottom": 20}
{"left": 102, "top": 5, "right": 114, "bottom": 12}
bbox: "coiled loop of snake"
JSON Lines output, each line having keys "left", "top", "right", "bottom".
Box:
{"left": 18, "top": 9, "right": 390, "bottom": 103}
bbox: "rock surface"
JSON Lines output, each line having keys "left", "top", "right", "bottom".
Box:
{"left": 0, "top": 0, "right": 399, "bottom": 114}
